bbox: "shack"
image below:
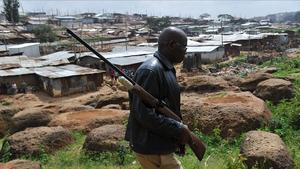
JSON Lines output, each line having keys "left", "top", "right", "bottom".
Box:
{"left": 0, "top": 68, "right": 38, "bottom": 89}
{"left": 102, "top": 51, "right": 154, "bottom": 78}
{"left": 34, "top": 64, "right": 105, "bottom": 97}
{"left": 183, "top": 46, "right": 225, "bottom": 71}
{"left": 107, "top": 54, "right": 153, "bottom": 78}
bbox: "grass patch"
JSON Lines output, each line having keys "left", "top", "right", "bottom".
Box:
{"left": 217, "top": 54, "right": 247, "bottom": 69}
{"left": 261, "top": 55, "right": 300, "bottom": 77}
{"left": 17, "top": 132, "right": 139, "bottom": 169}
{"left": 260, "top": 55, "right": 300, "bottom": 168}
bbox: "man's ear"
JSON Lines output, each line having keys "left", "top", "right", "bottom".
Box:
{"left": 168, "top": 40, "right": 176, "bottom": 49}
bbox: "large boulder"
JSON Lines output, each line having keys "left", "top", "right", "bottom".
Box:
{"left": 6, "top": 126, "right": 73, "bottom": 158}
{"left": 253, "top": 78, "right": 293, "bottom": 103}
{"left": 83, "top": 124, "right": 125, "bottom": 152}
{"left": 239, "top": 72, "right": 273, "bottom": 92}
{"left": 222, "top": 75, "right": 243, "bottom": 87}
{"left": 240, "top": 131, "right": 294, "bottom": 169}
{"left": 181, "top": 92, "right": 271, "bottom": 137}
{"left": 94, "top": 91, "right": 128, "bottom": 108}
{"left": 11, "top": 108, "right": 52, "bottom": 133}
{"left": 0, "top": 107, "right": 20, "bottom": 138}
{"left": 58, "top": 105, "right": 93, "bottom": 113}
{"left": 0, "top": 159, "right": 41, "bottom": 169}
{"left": 180, "top": 75, "right": 237, "bottom": 93}
{"left": 48, "top": 109, "right": 128, "bottom": 133}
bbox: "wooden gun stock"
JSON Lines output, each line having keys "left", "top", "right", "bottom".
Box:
{"left": 189, "top": 132, "right": 206, "bottom": 161}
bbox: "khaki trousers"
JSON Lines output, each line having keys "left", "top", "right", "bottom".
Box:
{"left": 135, "top": 153, "right": 183, "bottom": 169}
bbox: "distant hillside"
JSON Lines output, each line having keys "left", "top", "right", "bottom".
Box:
{"left": 253, "top": 11, "right": 300, "bottom": 23}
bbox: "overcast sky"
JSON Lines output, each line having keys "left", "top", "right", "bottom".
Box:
{"left": 1, "top": 0, "right": 300, "bottom": 18}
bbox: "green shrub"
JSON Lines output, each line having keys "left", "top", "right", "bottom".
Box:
{"left": 32, "top": 25, "right": 57, "bottom": 43}
{"left": 0, "top": 139, "right": 12, "bottom": 162}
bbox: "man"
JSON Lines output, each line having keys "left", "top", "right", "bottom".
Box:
{"left": 125, "top": 27, "right": 190, "bottom": 169}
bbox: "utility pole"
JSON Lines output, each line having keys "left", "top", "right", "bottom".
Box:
{"left": 221, "top": 18, "right": 223, "bottom": 47}
{"left": 248, "top": 29, "right": 251, "bottom": 56}
{"left": 4, "top": 34, "right": 8, "bottom": 52}
{"left": 125, "top": 12, "right": 128, "bottom": 51}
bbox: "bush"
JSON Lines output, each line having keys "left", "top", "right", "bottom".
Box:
{"left": 32, "top": 25, "right": 57, "bottom": 43}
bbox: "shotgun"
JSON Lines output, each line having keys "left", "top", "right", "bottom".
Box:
{"left": 66, "top": 28, "right": 206, "bottom": 161}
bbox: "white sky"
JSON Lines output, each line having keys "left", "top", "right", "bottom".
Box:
{"left": 1, "top": 0, "right": 300, "bottom": 18}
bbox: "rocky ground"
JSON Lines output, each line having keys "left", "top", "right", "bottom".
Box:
{"left": 0, "top": 52, "right": 297, "bottom": 168}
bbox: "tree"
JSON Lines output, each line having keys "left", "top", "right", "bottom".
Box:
{"left": 146, "top": 16, "right": 171, "bottom": 33}
{"left": 297, "top": 29, "right": 300, "bottom": 35}
{"left": 199, "top": 13, "right": 210, "bottom": 19}
{"left": 3, "top": 0, "right": 20, "bottom": 23}
{"left": 32, "top": 25, "right": 57, "bottom": 43}
{"left": 217, "top": 14, "right": 234, "bottom": 21}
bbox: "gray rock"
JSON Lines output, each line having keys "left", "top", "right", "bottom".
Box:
{"left": 7, "top": 126, "right": 73, "bottom": 158}
{"left": 0, "top": 159, "right": 41, "bottom": 169}
{"left": 240, "top": 131, "right": 294, "bottom": 169}
{"left": 83, "top": 124, "right": 125, "bottom": 152}
{"left": 181, "top": 91, "right": 271, "bottom": 138}
{"left": 254, "top": 78, "right": 293, "bottom": 103}
{"left": 49, "top": 109, "right": 128, "bottom": 133}
{"left": 180, "top": 75, "right": 235, "bottom": 94}
{"left": 0, "top": 106, "right": 20, "bottom": 138}
{"left": 11, "top": 108, "right": 52, "bottom": 133}
{"left": 95, "top": 92, "right": 128, "bottom": 108}
{"left": 239, "top": 72, "right": 273, "bottom": 92}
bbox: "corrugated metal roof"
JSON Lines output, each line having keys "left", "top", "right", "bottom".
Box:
{"left": 140, "top": 39, "right": 226, "bottom": 47}
{"left": 8, "top": 43, "right": 40, "bottom": 49}
{"left": 108, "top": 54, "right": 153, "bottom": 66}
{"left": 187, "top": 46, "right": 219, "bottom": 53}
{"left": 0, "top": 64, "right": 20, "bottom": 70}
{"left": 0, "top": 55, "right": 29, "bottom": 64}
{"left": 20, "top": 33, "right": 36, "bottom": 39}
{"left": 103, "top": 51, "right": 154, "bottom": 59}
{"left": 196, "top": 40, "right": 229, "bottom": 46}
{"left": 187, "top": 40, "right": 202, "bottom": 46}
{"left": 0, "top": 67, "right": 34, "bottom": 76}
{"left": 211, "top": 33, "right": 267, "bottom": 42}
{"left": 1, "top": 64, "right": 103, "bottom": 78}
{"left": 0, "top": 32, "right": 19, "bottom": 39}
{"left": 55, "top": 16, "right": 76, "bottom": 20}
{"left": 39, "top": 51, "right": 75, "bottom": 61}
{"left": 34, "top": 64, "right": 105, "bottom": 79}
{"left": 0, "top": 45, "right": 15, "bottom": 52}
{"left": 79, "top": 50, "right": 154, "bottom": 59}
{"left": 0, "top": 52, "right": 71, "bottom": 68}
{"left": 76, "top": 52, "right": 100, "bottom": 59}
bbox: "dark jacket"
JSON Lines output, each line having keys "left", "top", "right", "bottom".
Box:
{"left": 125, "top": 51, "right": 183, "bottom": 154}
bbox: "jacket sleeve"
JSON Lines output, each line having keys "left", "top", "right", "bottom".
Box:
{"left": 131, "top": 68, "right": 183, "bottom": 140}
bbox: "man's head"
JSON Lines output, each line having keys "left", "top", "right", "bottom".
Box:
{"left": 158, "top": 27, "right": 187, "bottom": 64}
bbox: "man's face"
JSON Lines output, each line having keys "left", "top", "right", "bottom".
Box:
{"left": 169, "top": 38, "right": 187, "bottom": 64}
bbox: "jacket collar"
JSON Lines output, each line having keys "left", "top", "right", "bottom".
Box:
{"left": 154, "top": 51, "right": 174, "bottom": 70}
